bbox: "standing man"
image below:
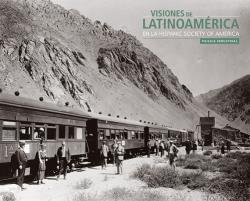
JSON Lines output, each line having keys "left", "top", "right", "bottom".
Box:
{"left": 100, "top": 141, "right": 109, "bottom": 169}
{"left": 160, "top": 140, "right": 165, "bottom": 157}
{"left": 16, "top": 140, "right": 28, "bottom": 190}
{"left": 154, "top": 138, "right": 160, "bottom": 156}
{"left": 115, "top": 142, "right": 125, "bottom": 174}
{"left": 111, "top": 140, "right": 118, "bottom": 165}
{"left": 146, "top": 140, "right": 151, "bottom": 158}
{"left": 185, "top": 140, "right": 192, "bottom": 155}
{"left": 168, "top": 141, "right": 178, "bottom": 170}
{"left": 56, "top": 141, "right": 70, "bottom": 180}
{"left": 192, "top": 141, "right": 197, "bottom": 154}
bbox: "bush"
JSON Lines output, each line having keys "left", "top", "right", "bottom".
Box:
{"left": 214, "top": 157, "right": 237, "bottom": 174}
{"left": 183, "top": 159, "right": 201, "bottom": 169}
{"left": 133, "top": 164, "right": 181, "bottom": 188}
{"left": 208, "top": 177, "right": 249, "bottom": 201}
{"left": 211, "top": 154, "right": 222, "bottom": 160}
{"left": 106, "top": 187, "right": 132, "bottom": 201}
{"left": 176, "top": 154, "right": 213, "bottom": 171}
{"left": 75, "top": 178, "right": 93, "bottom": 189}
{"left": 132, "top": 163, "right": 151, "bottom": 180}
{"left": 0, "top": 192, "right": 16, "bottom": 201}
{"left": 180, "top": 172, "right": 208, "bottom": 190}
{"left": 203, "top": 150, "right": 213, "bottom": 156}
{"left": 74, "top": 188, "right": 166, "bottom": 201}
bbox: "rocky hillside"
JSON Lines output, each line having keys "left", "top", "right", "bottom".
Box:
{"left": 0, "top": 0, "right": 227, "bottom": 129}
{"left": 197, "top": 74, "right": 250, "bottom": 133}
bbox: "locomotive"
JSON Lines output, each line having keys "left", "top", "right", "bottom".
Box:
{"left": 0, "top": 93, "right": 189, "bottom": 181}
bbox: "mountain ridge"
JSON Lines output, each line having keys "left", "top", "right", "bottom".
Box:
{"left": 196, "top": 74, "right": 250, "bottom": 133}
{"left": 0, "top": 0, "right": 228, "bottom": 129}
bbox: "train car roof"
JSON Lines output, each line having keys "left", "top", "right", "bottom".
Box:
{"left": 90, "top": 113, "right": 147, "bottom": 127}
{"left": 0, "top": 94, "right": 91, "bottom": 119}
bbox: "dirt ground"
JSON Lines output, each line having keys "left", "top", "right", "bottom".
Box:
{"left": 0, "top": 147, "right": 219, "bottom": 201}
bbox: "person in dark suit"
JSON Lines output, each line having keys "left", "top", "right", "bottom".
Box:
{"left": 56, "top": 141, "right": 70, "bottom": 180}
{"left": 16, "top": 140, "right": 28, "bottom": 190}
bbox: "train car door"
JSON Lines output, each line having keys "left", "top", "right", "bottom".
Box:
{"left": 86, "top": 119, "right": 99, "bottom": 164}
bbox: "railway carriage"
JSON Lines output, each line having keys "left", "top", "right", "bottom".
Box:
{"left": 0, "top": 94, "right": 89, "bottom": 181}
{"left": 167, "top": 128, "right": 188, "bottom": 146}
{"left": 86, "top": 115, "right": 147, "bottom": 163}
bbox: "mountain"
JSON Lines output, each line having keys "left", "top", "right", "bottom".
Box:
{"left": 196, "top": 74, "right": 250, "bottom": 133}
{"left": 0, "top": 0, "right": 227, "bottom": 130}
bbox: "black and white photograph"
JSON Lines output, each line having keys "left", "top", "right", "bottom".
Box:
{"left": 0, "top": 0, "right": 249, "bottom": 200}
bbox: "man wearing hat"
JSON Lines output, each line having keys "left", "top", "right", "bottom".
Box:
{"left": 56, "top": 141, "right": 71, "bottom": 180}
{"left": 115, "top": 141, "right": 125, "bottom": 174}
{"left": 16, "top": 140, "right": 28, "bottom": 190}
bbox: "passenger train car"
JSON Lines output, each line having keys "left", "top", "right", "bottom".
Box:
{"left": 0, "top": 94, "right": 89, "bottom": 180}
{"left": 0, "top": 93, "right": 190, "bottom": 181}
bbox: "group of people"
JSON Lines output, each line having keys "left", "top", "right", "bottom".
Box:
{"left": 185, "top": 140, "right": 198, "bottom": 155}
{"left": 14, "top": 140, "right": 70, "bottom": 190}
{"left": 216, "top": 139, "right": 231, "bottom": 154}
{"left": 100, "top": 140, "right": 125, "bottom": 174}
{"left": 147, "top": 138, "right": 179, "bottom": 169}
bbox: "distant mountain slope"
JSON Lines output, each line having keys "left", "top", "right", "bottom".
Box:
{"left": 196, "top": 74, "right": 250, "bottom": 133}
{"left": 0, "top": 0, "right": 227, "bottom": 129}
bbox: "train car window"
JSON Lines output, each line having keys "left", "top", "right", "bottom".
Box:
{"left": 59, "top": 125, "right": 66, "bottom": 139}
{"left": 141, "top": 132, "right": 144, "bottom": 139}
{"left": 131, "top": 131, "right": 135, "bottom": 139}
{"left": 47, "top": 124, "right": 56, "bottom": 140}
{"left": 20, "top": 123, "right": 32, "bottom": 140}
{"left": 110, "top": 129, "right": 115, "bottom": 139}
{"left": 119, "top": 130, "right": 123, "bottom": 139}
{"left": 127, "top": 131, "right": 131, "bottom": 139}
{"left": 68, "top": 126, "right": 75, "bottom": 139}
{"left": 116, "top": 130, "right": 121, "bottom": 139}
{"left": 98, "top": 129, "right": 105, "bottom": 140}
{"left": 105, "top": 129, "right": 111, "bottom": 140}
{"left": 135, "top": 131, "right": 139, "bottom": 139}
{"left": 123, "top": 131, "right": 128, "bottom": 139}
{"left": 34, "top": 125, "right": 45, "bottom": 140}
{"left": 2, "top": 121, "right": 17, "bottom": 141}
{"left": 76, "top": 127, "right": 84, "bottom": 140}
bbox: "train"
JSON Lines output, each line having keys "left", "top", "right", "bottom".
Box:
{"left": 0, "top": 93, "right": 191, "bottom": 181}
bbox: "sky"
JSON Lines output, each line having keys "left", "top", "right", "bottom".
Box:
{"left": 51, "top": 0, "right": 250, "bottom": 96}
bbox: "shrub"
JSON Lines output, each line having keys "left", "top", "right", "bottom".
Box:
{"left": 75, "top": 178, "right": 93, "bottom": 189}
{"left": 226, "top": 151, "right": 245, "bottom": 159}
{"left": 208, "top": 177, "right": 249, "bottom": 201}
{"left": 180, "top": 172, "right": 208, "bottom": 190}
{"left": 133, "top": 165, "right": 181, "bottom": 188}
{"left": 199, "top": 160, "right": 216, "bottom": 172}
{"left": 73, "top": 193, "right": 97, "bottom": 201}
{"left": 132, "top": 163, "right": 151, "bottom": 180}
{"left": 176, "top": 154, "right": 213, "bottom": 170}
{"left": 105, "top": 187, "right": 132, "bottom": 200}
{"left": 211, "top": 154, "right": 222, "bottom": 160}
{"left": 184, "top": 160, "right": 200, "bottom": 169}
{"left": 203, "top": 150, "right": 213, "bottom": 156}
{"left": 0, "top": 192, "right": 16, "bottom": 201}
{"left": 74, "top": 188, "right": 166, "bottom": 201}
{"left": 214, "top": 157, "right": 237, "bottom": 174}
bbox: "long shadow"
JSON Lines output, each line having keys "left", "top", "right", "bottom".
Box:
{"left": 87, "top": 167, "right": 101, "bottom": 170}
{"left": 100, "top": 172, "right": 117, "bottom": 175}
{"left": 75, "top": 169, "right": 86, "bottom": 172}
{"left": 44, "top": 177, "right": 57, "bottom": 180}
